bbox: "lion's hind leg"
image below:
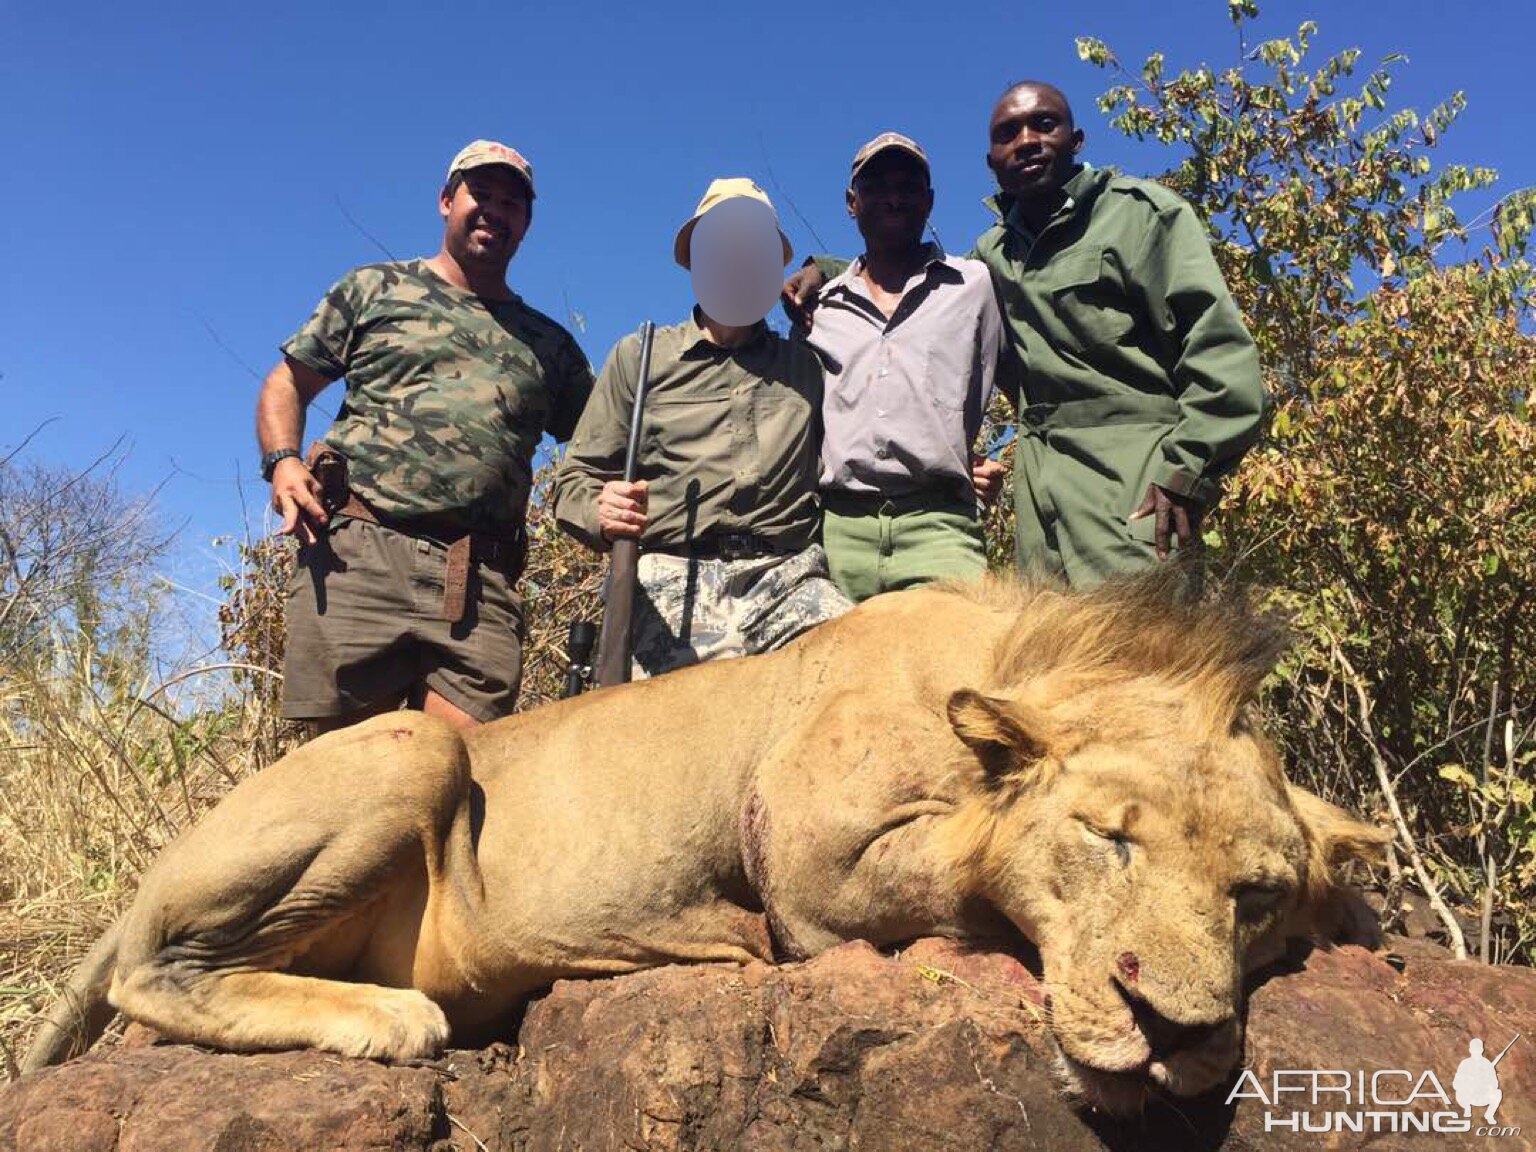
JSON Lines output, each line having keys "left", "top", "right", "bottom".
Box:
{"left": 108, "top": 714, "right": 473, "bottom": 1060}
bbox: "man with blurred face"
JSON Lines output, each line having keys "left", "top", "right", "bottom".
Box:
{"left": 802, "top": 133, "right": 1015, "bottom": 602}
{"left": 551, "top": 179, "right": 850, "bottom": 678}
{"left": 785, "top": 85, "right": 1265, "bottom": 588}
{"left": 255, "top": 140, "right": 594, "bottom": 731}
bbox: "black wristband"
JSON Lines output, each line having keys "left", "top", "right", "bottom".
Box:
{"left": 260, "top": 448, "right": 301, "bottom": 482}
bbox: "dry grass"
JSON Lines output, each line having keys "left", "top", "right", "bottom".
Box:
{"left": 0, "top": 466, "right": 604, "bottom": 1077}
{"left": 0, "top": 635, "right": 301, "bottom": 1072}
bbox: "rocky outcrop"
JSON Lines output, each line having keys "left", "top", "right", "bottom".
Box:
{"left": 2, "top": 938, "right": 1531, "bottom": 1151}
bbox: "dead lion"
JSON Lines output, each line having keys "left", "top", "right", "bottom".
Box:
{"left": 23, "top": 575, "right": 1386, "bottom": 1112}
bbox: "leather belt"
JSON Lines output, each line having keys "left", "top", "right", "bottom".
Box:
{"left": 308, "top": 445, "right": 524, "bottom": 624}
{"left": 653, "top": 532, "right": 785, "bottom": 562}
{"left": 821, "top": 488, "right": 973, "bottom": 517}
{"left": 336, "top": 496, "right": 526, "bottom": 624}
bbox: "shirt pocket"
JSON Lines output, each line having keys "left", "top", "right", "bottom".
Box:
{"left": 928, "top": 373, "right": 966, "bottom": 414}
{"left": 924, "top": 311, "right": 984, "bottom": 415}
{"left": 828, "top": 360, "right": 878, "bottom": 411}
{"left": 1050, "top": 245, "right": 1136, "bottom": 350}
{"left": 641, "top": 394, "right": 731, "bottom": 468}
{"left": 753, "top": 384, "right": 817, "bottom": 471}
{"left": 754, "top": 379, "right": 812, "bottom": 422}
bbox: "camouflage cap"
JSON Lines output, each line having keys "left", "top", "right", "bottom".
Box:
{"left": 849, "top": 132, "right": 929, "bottom": 184}
{"left": 447, "top": 140, "right": 536, "bottom": 197}
{"left": 673, "top": 177, "right": 794, "bottom": 270}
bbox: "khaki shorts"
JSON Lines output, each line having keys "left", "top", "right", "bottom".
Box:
{"left": 281, "top": 517, "right": 524, "bottom": 722}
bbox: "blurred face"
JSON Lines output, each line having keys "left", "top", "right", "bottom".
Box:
{"left": 689, "top": 197, "right": 786, "bottom": 327}
{"left": 848, "top": 150, "right": 933, "bottom": 251}
{"left": 439, "top": 166, "right": 532, "bottom": 267}
{"left": 986, "top": 85, "right": 1083, "bottom": 200}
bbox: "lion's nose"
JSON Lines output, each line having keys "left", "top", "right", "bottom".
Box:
{"left": 1122, "top": 989, "right": 1229, "bottom": 1059}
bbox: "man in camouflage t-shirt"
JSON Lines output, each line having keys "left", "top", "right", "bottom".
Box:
{"left": 254, "top": 140, "right": 594, "bottom": 730}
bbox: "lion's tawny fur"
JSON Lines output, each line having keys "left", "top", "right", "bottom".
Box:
{"left": 23, "top": 574, "right": 1385, "bottom": 1113}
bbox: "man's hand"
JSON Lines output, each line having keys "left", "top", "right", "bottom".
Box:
{"left": 781, "top": 264, "right": 827, "bottom": 329}
{"left": 256, "top": 355, "right": 334, "bottom": 546}
{"left": 598, "top": 479, "right": 649, "bottom": 542}
{"left": 1130, "top": 483, "right": 1204, "bottom": 560}
{"left": 971, "top": 455, "right": 1008, "bottom": 507}
{"left": 271, "top": 457, "right": 328, "bottom": 546}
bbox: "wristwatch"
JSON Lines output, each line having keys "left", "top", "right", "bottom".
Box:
{"left": 260, "top": 448, "right": 301, "bottom": 482}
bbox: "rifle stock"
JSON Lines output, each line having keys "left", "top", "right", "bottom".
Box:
{"left": 594, "top": 541, "right": 638, "bottom": 686}
{"left": 593, "top": 321, "right": 656, "bottom": 687}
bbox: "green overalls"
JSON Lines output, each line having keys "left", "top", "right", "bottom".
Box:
{"left": 973, "top": 166, "right": 1267, "bottom": 586}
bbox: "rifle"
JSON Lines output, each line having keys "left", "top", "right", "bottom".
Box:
{"left": 593, "top": 321, "right": 656, "bottom": 688}
{"left": 1491, "top": 1033, "right": 1521, "bottom": 1067}
{"left": 561, "top": 620, "right": 597, "bottom": 699}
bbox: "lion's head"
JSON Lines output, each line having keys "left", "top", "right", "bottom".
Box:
{"left": 943, "top": 575, "right": 1388, "bottom": 1114}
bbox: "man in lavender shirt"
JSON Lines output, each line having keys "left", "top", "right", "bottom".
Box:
{"left": 801, "top": 133, "right": 1017, "bottom": 602}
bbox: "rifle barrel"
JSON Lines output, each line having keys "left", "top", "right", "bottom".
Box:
{"left": 1490, "top": 1033, "right": 1520, "bottom": 1066}
{"left": 621, "top": 321, "right": 656, "bottom": 481}
{"left": 594, "top": 321, "right": 656, "bottom": 688}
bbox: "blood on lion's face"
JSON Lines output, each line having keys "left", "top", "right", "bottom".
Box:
{"left": 945, "top": 678, "right": 1382, "bottom": 1113}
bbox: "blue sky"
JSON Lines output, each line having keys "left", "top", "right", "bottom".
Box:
{"left": 3, "top": 0, "right": 1532, "bottom": 599}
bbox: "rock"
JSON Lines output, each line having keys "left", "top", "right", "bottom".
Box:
{"left": 1, "top": 939, "right": 1531, "bottom": 1151}
{"left": 0, "top": 1046, "right": 442, "bottom": 1152}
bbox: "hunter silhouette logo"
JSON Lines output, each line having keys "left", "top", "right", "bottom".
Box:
{"left": 1454, "top": 1034, "right": 1520, "bottom": 1124}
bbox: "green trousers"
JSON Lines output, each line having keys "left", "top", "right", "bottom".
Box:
{"left": 821, "top": 491, "right": 988, "bottom": 603}
{"left": 1013, "top": 394, "right": 1199, "bottom": 588}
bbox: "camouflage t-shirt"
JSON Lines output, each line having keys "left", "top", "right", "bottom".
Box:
{"left": 282, "top": 259, "right": 594, "bottom": 536}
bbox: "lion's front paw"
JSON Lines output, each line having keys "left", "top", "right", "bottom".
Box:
{"left": 376, "top": 989, "right": 451, "bottom": 1060}
{"left": 328, "top": 988, "right": 450, "bottom": 1062}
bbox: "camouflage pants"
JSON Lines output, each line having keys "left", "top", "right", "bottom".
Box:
{"left": 631, "top": 544, "right": 852, "bottom": 679}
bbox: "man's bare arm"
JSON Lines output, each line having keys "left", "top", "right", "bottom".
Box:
{"left": 780, "top": 262, "right": 829, "bottom": 328}
{"left": 255, "top": 356, "right": 334, "bottom": 545}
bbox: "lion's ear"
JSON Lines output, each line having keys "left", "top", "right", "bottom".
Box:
{"left": 1288, "top": 785, "right": 1392, "bottom": 873}
{"left": 947, "top": 690, "right": 1054, "bottom": 783}
{"left": 1286, "top": 786, "right": 1392, "bottom": 948}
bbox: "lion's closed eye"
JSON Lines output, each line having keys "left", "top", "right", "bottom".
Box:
{"left": 1077, "top": 819, "right": 1133, "bottom": 867}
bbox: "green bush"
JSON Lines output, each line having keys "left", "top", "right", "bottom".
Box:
{"left": 1080, "top": 1, "right": 1535, "bottom": 962}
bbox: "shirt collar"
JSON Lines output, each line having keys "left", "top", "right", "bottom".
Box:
{"left": 827, "top": 241, "right": 957, "bottom": 296}
{"left": 985, "top": 163, "right": 1097, "bottom": 235}
{"left": 680, "top": 306, "right": 772, "bottom": 357}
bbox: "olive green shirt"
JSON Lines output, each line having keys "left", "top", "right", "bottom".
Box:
{"left": 973, "top": 165, "right": 1265, "bottom": 504}
{"left": 550, "top": 312, "right": 825, "bottom": 552}
{"left": 283, "top": 259, "right": 594, "bottom": 536}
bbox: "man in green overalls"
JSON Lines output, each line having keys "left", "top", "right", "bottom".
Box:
{"left": 979, "top": 80, "right": 1266, "bottom": 585}
{"left": 787, "top": 82, "right": 1266, "bottom": 587}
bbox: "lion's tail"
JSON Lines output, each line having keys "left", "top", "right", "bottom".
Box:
{"left": 18, "top": 916, "right": 123, "bottom": 1074}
